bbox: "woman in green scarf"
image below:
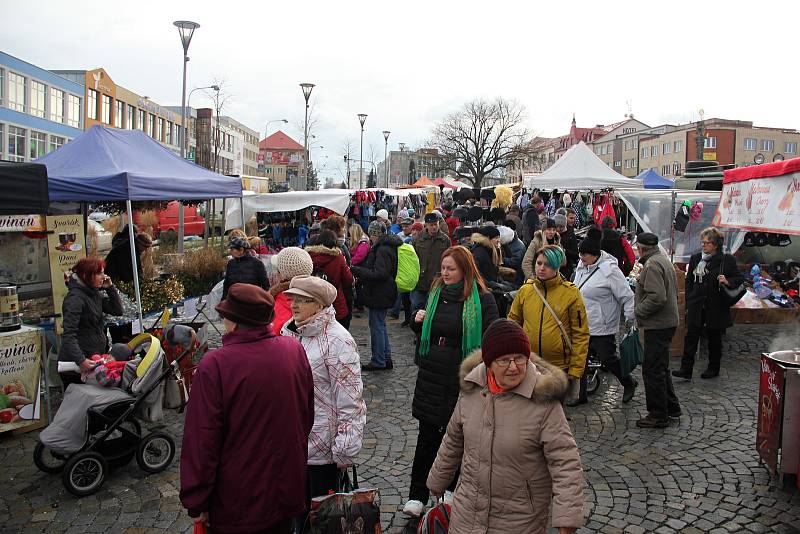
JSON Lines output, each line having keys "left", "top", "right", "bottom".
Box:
{"left": 403, "top": 245, "right": 499, "bottom": 518}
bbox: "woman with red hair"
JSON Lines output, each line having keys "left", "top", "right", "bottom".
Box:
{"left": 58, "top": 257, "right": 124, "bottom": 385}
{"left": 403, "top": 245, "right": 499, "bottom": 518}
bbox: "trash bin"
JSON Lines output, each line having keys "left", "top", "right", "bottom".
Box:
{"left": 757, "top": 350, "right": 800, "bottom": 478}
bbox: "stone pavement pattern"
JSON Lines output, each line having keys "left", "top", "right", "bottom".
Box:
{"left": 1, "top": 319, "right": 799, "bottom": 533}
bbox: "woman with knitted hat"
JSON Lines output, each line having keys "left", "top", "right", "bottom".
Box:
{"left": 269, "top": 247, "right": 315, "bottom": 333}
{"left": 403, "top": 246, "right": 499, "bottom": 518}
{"left": 427, "top": 319, "right": 584, "bottom": 534}
{"left": 521, "top": 218, "right": 562, "bottom": 280}
{"left": 469, "top": 226, "right": 503, "bottom": 285}
{"left": 509, "top": 245, "right": 589, "bottom": 386}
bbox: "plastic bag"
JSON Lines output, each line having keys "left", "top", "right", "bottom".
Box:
{"left": 619, "top": 329, "right": 645, "bottom": 377}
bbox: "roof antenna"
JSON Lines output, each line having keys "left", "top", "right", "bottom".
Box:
{"left": 624, "top": 100, "right": 633, "bottom": 119}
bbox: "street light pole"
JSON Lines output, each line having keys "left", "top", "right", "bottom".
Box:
{"left": 174, "top": 20, "right": 200, "bottom": 255}
{"left": 358, "top": 113, "right": 367, "bottom": 189}
{"left": 185, "top": 84, "right": 219, "bottom": 158}
{"left": 300, "top": 83, "right": 315, "bottom": 191}
{"left": 264, "top": 118, "right": 288, "bottom": 139}
{"left": 382, "top": 130, "right": 390, "bottom": 188}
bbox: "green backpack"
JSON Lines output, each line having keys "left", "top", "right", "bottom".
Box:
{"left": 396, "top": 243, "right": 420, "bottom": 292}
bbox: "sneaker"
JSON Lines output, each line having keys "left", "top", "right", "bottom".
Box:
{"left": 622, "top": 378, "right": 637, "bottom": 404}
{"left": 672, "top": 368, "right": 692, "bottom": 380}
{"left": 402, "top": 499, "right": 425, "bottom": 518}
{"left": 636, "top": 415, "right": 669, "bottom": 428}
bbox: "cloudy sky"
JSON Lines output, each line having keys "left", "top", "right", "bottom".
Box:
{"left": 3, "top": 0, "right": 798, "bottom": 183}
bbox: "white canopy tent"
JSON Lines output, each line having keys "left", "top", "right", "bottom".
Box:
{"left": 525, "top": 142, "right": 643, "bottom": 190}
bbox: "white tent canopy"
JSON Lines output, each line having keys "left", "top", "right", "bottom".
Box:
{"left": 526, "top": 141, "right": 643, "bottom": 190}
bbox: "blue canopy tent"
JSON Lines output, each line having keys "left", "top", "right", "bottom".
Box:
{"left": 636, "top": 169, "right": 675, "bottom": 189}
{"left": 37, "top": 126, "right": 242, "bottom": 329}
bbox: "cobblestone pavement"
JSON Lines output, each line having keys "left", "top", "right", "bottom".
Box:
{"left": 1, "top": 317, "right": 799, "bottom": 533}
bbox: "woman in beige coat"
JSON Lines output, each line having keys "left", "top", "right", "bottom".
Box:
{"left": 427, "top": 319, "right": 584, "bottom": 534}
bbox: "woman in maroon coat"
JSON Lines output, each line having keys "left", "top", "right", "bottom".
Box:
{"left": 180, "top": 284, "right": 314, "bottom": 534}
{"left": 305, "top": 230, "right": 354, "bottom": 327}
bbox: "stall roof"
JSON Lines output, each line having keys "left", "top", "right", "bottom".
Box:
{"left": 37, "top": 126, "right": 242, "bottom": 201}
{"left": 636, "top": 169, "right": 675, "bottom": 189}
{"left": 724, "top": 157, "right": 800, "bottom": 183}
{"left": 529, "top": 142, "right": 643, "bottom": 190}
{"left": 0, "top": 162, "right": 49, "bottom": 215}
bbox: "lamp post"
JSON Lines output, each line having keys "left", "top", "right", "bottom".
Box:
{"left": 174, "top": 20, "right": 200, "bottom": 255}
{"left": 264, "top": 118, "right": 288, "bottom": 139}
{"left": 300, "top": 83, "right": 315, "bottom": 191}
{"left": 358, "top": 113, "right": 367, "bottom": 189}
{"left": 382, "top": 130, "right": 390, "bottom": 187}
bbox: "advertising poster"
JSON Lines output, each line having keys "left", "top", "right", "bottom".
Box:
{"left": 757, "top": 354, "right": 784, "bottom": 474}
{"left": 715, "top": 171, "right": 800, "bottom": 234}
{"left": 0, "top": 326, "right": 42, "bottom": 432}
{"left": 46, "top": 215, "right": 87, "bottom": 334}
{"left": 0, "top": 214, "right": 47, "bottom": 233}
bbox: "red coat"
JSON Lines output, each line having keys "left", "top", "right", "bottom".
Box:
{"left": 269, "top": 283, "right": 293, "bottom": 334}
{"left": 445, "top": 216, "right": 460, "bottom": 245}
{"left": 306, "top": 245, "right": 354, "bottom": 320}
{"left": 180, "top": 326, "right": 314, "bottom": 533}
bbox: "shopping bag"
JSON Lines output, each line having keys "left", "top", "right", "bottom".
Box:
{"left": 418, "top": 498, "right": 451, "bottom": 534}
{"left": 308, "top": 466, "right": 381, "bottom": 534}
{"left": 619, "top": 328, "right": 645, "bottom": 377}
{"left": 193, "top": 521, "right": 207, "bottom": 534}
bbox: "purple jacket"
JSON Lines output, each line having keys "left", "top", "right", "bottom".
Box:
{"left": 180, "top": 326, "right": 314, "bottom": 533}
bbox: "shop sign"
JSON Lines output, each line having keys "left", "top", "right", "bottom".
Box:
{"left": 757, "top": 355, "right": 784, "bottom": 474}
{"left": 45, "top": 215, "right": 87, "bottom": 334}
{"left": 703, "top": 152, "right": 717, "bottom": 161}
{"left": 715, "top": 171, "right": 800, "bottom": 234}
{"left": 0, "top": 215, "right": 46, "bottom": 232}
{"left": 0, "top": 326, "right": 42, "bottom": 432}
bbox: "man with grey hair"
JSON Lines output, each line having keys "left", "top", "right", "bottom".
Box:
{"left": 633, "top": 232, "right": 680, "bottom": 428}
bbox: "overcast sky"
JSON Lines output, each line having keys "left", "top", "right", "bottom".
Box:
{"left": 3, "top": 0, "right": 798, "bottom": 183}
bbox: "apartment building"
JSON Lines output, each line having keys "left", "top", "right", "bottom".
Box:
{"left": 219, "top": 116, "right": 261, "bottom": 176}
{"left": 258, "top": 130, "right": 304, "bottom": 191}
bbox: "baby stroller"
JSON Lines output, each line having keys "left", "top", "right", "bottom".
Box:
{"left": 34, "top": 325, "right": 196, "bottom": 497}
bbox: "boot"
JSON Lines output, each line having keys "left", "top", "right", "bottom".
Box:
{"left": 672, "top": 367, "right": 693, "bottom": 380}
{"left": 622, "top": 377, "right": 637, "bottom": 404}
{"left": 700, "top": 368, "right": 719, "bottom": 379}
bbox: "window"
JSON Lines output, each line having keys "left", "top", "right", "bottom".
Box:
{"left": 30, "top": 80, "right": 46, "bottom": 118}
{"left": 704, "top": 136, "right": 717, "bottom": 149}
{"left": 8, "top": 126, "right": 26, "bottom": 162}
{"left": 0, "top": 124, "right": 3, "bottom": 158}
{"left": 632, "top": 139, "right": 638, "bottom": 149}
{"left": 138, "top": 109, "right": 146, "bottom": 131}
{"left": 761, "top": 139, "right": 775, "bottom": 151}
{"left": 0, "top": 68, "right": 3, "bottom": 106}
{"left": 641, "top": 147, "right": 649, "bottom": 159}
{"left": 674, "top": 140, "right": 683, "bottom": 152}
{"left": 149, "top": 114, "right": 156, "bottom": 138}
{"left": 663, "top": 142, "right": 671, "bottom": 155}
{"left": 67, "top": 94, "right": 81, "bottom": 127}
{"left": 157, "top": 117, "right": 164, "bottom": 141}
{"left": 30, "top": 131, "right": 46, "bottom": 159}
{"left": 50, "top": 88, "right": 65, "bottom": 123}
{"left": 49, "top": 135, "right": 65, "bottom": 153}
{"left": 662, "top": 164, "right": 671, "bottom": 175}
{"left": 127, "top": 105, "right": 135, "bottom": 129}
{"left": 744, "top": 138, "right": 757, "bottom": 151}
{"left": 673, "top": 162, "right": 682, "bottom": 175}
{"left": 623, "top": 140, "right": 629, "bottom": 151}
{"left": 606, "top": 144, "right": 612, "bottom": 155}
{"left": 8, "top": 72, "right": 26, "bottom": 112}
{"left": 614, "top": 161, "right": 621, "bottom": 168}
{"left": 786, "top": 142, "right": 798, "bottom": 154}
{"left": 167, "top": 122, "right": 173, "bottom": 144}
{"left": 101, "top": 95, "right": 112, "bottom": 124}
{"left": 115, "top": 100, "right": 124, "bottom": 128}
{"left": 651, "top": 145, "right": 659, "bottom": 157}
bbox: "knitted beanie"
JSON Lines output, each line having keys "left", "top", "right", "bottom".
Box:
{"left": 368, "top": 220, "right": 386, "bottom": 237}
{"left": 481, "top": 319, "right": 531, "bottom": 366}
{"left": 579, "top": 226, "right": 603, "bottom": 256}
{"left": 273, "top": 247, "right": 314, "bottom": 280}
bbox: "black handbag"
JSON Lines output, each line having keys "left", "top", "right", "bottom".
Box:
{"left": 719, "top": 254, "right": 746, "bottom": 306}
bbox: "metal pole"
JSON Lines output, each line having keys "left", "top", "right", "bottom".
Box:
{"left": 670, "top": 190, "right": 677, "bottom": 263}
{"left": 303, "top": 104, "right": 309, "bottom": 192}
{"left": 384, "top": 140, "right": 388, "bottom": 187}
{"left": 127, "top": 200, "right": 144, "bottom": 332}
{"left": 178, "top": 54, "right": 188, "bottom": 254}
{"left": 221, "top": 198, "right": 227, "bottom": 252}
{"left": 359, "top": 127, "right": 364, "bottom": 189}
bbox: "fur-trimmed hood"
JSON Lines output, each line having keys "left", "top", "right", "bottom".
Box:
{"left": 470, "top": 232, "right": 496, "bottom": 250}
{"left": 459, "top": 349, "right": 569, "bottom": 401}
{"left": 305, "top": 244, "right": 341, "bottom": 257}
{"left": 268, "top": 280, "right": 290, "bottom": 297}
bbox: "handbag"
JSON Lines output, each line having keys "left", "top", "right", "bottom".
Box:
{"left": 308, "top": 466, "right": 382, "bottom": 534}
{"left": 163, "top": 372, "right": 188, "bottom": 411}
{"left": 719, "top": 254, "right": 746, "bottom": 306}
{"left": 619, "top": 328, "right": 645, "bottom": 377}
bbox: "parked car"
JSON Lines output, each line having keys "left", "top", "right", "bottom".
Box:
{"left": 88, "top": 211, "right": 110, "bottom": 222}
{"left": 133, "top": 201, "right": 206, "bottom": 237}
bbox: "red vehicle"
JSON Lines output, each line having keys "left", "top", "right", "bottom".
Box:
{"left": 133, "top": 201, "right": 206, "bottom": 237}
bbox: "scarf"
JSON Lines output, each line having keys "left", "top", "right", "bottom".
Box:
{"left": 694, "top": 253, "right": 713, "bottom": 283}
{"left": 487, "top": 369, "right": 507, "bottom": 394}
{"left": 419, "top": 280, "right": 483, "bottom": 359}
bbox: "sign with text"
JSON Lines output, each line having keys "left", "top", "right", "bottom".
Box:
{"left": 0, "top": 326, "right": 42, "bottom": 432}
{"left": 756, "top": 354, "right": 784, "bottom": 474}
{"left": 714, "top": 171, "right": 800, "bottom": 235}
{"left": 46, "top": 215, "right": 87, "bottom": 334}
{"left": 0, "top": 214, "right": 46, "bottom": 232}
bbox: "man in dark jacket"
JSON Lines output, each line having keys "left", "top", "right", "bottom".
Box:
{"left": 411, "top": 212, "right": 452, "bottom": 311}
{"left": 104, "top": 226, "right": 151, "bottom": 343}
{"left": 351, "top": 221, "right": 402, "bottom": 371}
{"left": 470, "top": 226, "right": 501, "bottom": 285}
{"left": 520, "top": 202, "right": 540, "bottom": 245}
{"left": 222, "top": 237, "right": 269, "bottom": 299}
{"left": 181, "top": 284, "right": 314, "bottom": 533}
{"left": 555, "top": 210, "right": 579, "bottom": 281}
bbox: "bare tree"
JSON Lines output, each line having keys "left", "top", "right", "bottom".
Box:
{"left": 341, "top": 139, "right": 356, "bottom": 188}
{"left": 204, "top": 79, "right": 233, "bottom": 174}
{"left": 430, "top": 97, "right": 533, "bottom": 188}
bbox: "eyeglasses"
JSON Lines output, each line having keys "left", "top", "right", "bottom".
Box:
{"left": 493, "top": 355, "right": 529, "bottom": 368}
{"left": 289, "top": 296, "right": 317, "bottom": 305}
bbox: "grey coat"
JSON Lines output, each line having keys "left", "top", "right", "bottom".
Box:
{"left": 634, "top": 248, "right": 679, "bottom": 330}
{"left": 58, "top": 277, "right": 124, "bottom": 364}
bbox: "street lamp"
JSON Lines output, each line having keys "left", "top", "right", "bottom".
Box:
{"left": 264, "top": 118, "right": 288, "bottom": 139}
{"left": 382, "top": 130, "right": 390, "bottom": 187}
{"left": 186, "top": 84, "right": 220, "bottom": 158}
{"left": 174, "top": 19, "right": 200, "bottom": 254}
{"left": 358, "top": 113, "right": 367, "bottom": 189}
{"left": 300, "top": 83, "right": 315, "bottom": 191}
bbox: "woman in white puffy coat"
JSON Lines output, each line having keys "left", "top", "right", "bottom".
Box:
{"left": 280, "top": 275, "right": 366, "bottom": 514}
{"left": 570, "top": 227, "right": 637, "bottom": 406}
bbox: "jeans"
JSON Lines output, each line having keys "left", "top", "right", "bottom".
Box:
{"left": 409, "top": 421, "right": 459, "bottom": 504}
{"left": 391, "top": 292, "right": 411, "bottom": 321}
{"left": 368, "top": 307, "right": 391, "bottom": 366}
{"left": 681, "top": 325, "right": 723, "bottom": 372}
{"left": 410, "top": 290, "right": 428, "bottom": 312}
{"left": 641, "top": 327, "right": 680, "bottom": 421}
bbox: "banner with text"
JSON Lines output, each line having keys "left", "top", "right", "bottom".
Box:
{"left": 714, "top": 171, "right": 800, "bottom": 235}
{"left": 46, "top": 215, "right": 87, "bottom": 334}
{"left": 0, "top": 214, "right": 46, "bottom": 232}
{"left": 0, "top": 326, "right": 42, "bottom": 432}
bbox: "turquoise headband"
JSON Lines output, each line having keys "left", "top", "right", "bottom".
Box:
{"left": 543, "top": 247, "right": 564, "bottom": 271}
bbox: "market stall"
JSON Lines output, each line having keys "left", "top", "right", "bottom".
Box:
{"left": 636, "top": 169, "right": 675, "bottom": 189}
{"left": 525, "top": 142, "right": 644, "bottom": 190}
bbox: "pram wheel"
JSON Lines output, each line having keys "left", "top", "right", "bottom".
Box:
{"left": 34, "top": 442, "right": 67, "bottom": 474}
{"left": 136, "top": 431, "right": 175, "bottom": 474}
{"left": 586, "top": 369, "right": 601, "bottom": 395}
{"left": 63, "top": 451, "right": 108, "bottom": 497}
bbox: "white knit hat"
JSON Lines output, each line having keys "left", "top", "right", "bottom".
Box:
{"left": 376, "top": 209, "right": 389, "bottom": 220}
{"left": 272, "top": 247, "right": 314, "bottom": 281}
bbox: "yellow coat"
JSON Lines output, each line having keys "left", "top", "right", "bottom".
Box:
{"left": 508, "top": 275, "right": 589, "bottom": 378}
